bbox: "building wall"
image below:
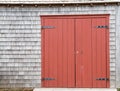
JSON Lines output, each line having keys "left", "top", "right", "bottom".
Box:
{"left": 116, "top": 6, "right": 120, "bottom": 88}
{"left": 0, "top": 0, "right": 112, "bottom": 3}
{"left": 0, "top": 5, "right": 117, "bottom": 88}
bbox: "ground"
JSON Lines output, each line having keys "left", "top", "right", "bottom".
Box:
{"left": 0, "top": 88, "right": 33, "bottom": 91}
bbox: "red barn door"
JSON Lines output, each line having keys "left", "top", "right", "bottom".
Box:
{"left": 75, "top": 17, "right": 109, "bottom": 88}
{"left": 41, "top": 18, "right": 75, "bottom": 87}
{"left": 41, "top": 15, "right": 109, "bottom": 88}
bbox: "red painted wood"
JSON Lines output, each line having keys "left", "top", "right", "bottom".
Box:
{"left": 106, "top": 16, "right": 110, "bottom": 88}
{"left": 42, "top": 18, "right": 75, "bottom": 87}
{"left": 92, "top": 17, "right": 110, "bottom": 88}
{"left": 96, "top": 18, "right": 102, "bottom": 88}
{"left": 41, "top": 15, "right": 109, "bottom": 88}
{"left": 43, "top": 19, "right": 50, "bottom": 87}
{"left": 76, "top": 19, "right": 92, "bottom": 87}
{"left": 101, "top": 18, "right": 107, "bottom": 88}
{"left": 92, "top": 18, "right": 98, "bottom": 88}
{"left": 62, "top": 19, "right": 68, "bottom": 87}
{"left": 82, "top": 19, "right": 92, "bottom": 87}
{"left": 75, "top": 19, "right": 83, "bottom": 87}
{"left": 41, "top": 14, "right": 110, "bottom": 19}
{"left": 67, "top": 19, "right": 75, "bottom": 87}
{"left": 57, "top": 19, "right": 63, "bottom": 87}
{"left": 48, "top": 19, "right": 58, "bottom": 87}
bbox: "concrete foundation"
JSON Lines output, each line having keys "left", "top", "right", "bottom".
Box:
{"left": 34, "top": 88, "right": 117, "bottom": 91}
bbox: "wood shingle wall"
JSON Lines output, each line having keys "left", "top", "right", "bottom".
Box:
{"left": 0, "top": 7, "right": 41, "bottom": 87}
{"left": 0, "top": 0, "right": 101, "bottom": 1}
{"left": 0, "top": 5, "right": 117, "bottom": 88}
{"left": 0, "top": 0, "right": 117, "bottom": 3}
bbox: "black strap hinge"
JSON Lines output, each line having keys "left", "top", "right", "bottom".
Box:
{"left": 41, "top": 26, "right": 55, "bottom": 29}
{"left": 96, "top": 78, "right": 109, "bottom": 81}
{"left": 42, "top": 78, "right": 55, "bottom": 81}
{"left": 96, "top": 25, "right": 108, "bottom": 29}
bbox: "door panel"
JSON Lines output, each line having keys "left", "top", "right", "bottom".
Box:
{"left": 75, "top": 18, "right": 109, "bottom": 88}
{"left": 42, "top": 18, "right": 75, "bottom": 87}
{"left": 76, "top": 19, "right": 92, "bottom": 87}
{"left": 92, "top": 18, "right": 109, "bottom": 88}
{"left": 42, "top": 15, "right": 109, "bottom": 88}
{"left": 75, "top": 19, "right": 83, "bottom": 87}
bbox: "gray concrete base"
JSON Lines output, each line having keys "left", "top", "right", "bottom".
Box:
{"left": 34, "top": 88, "right": 117, "bottom": 91}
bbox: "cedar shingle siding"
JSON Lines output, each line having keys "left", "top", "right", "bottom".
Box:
{"left": 0, "top": 0, "right": 106, "bottom": 2}
{"left": 0, "top": 0, "right": 116, "bottom": 3}
{"left": 0, "top": 0, "right": 120, "bottom": 88}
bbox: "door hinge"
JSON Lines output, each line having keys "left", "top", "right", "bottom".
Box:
{"left": 41, "top": 26, "right": 55, "bottom": 29}
{"left": 42, "top": 78, "right": 55, "bottom": 81}
{"left": 96, "top": 25, "right": 108, "bottom": 29}
{"left": 96, "top": 78, "right": 109, "bottom": 81}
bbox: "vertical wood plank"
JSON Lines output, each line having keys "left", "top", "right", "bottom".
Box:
{"left": 92, "top": 17, "right": 109, "bottom": 88}
{"left": 76, "top": 19, "right": 83, "bottom": 87}
{"left": 92, "top": 18, "right": 103, "bottom": 87}
{"left": 106, "top": 16, "right": 110, "bottom": 88}
{"left": 67, "top": 19, "right": 75, "bottom": 87}
{"left": 92, "top": 18, "right": 97, "bottom": 88}
{"left": 96, "top": 18, "right": 102, "bottom": 88}
{"left": 82, "top": 19, "right": 92, "bottom": 87}
{"left": 76, "top": 19, "right": 92, "bottom": 87}
{"left": 48, "top": 19, "right": 58, "bottom": 87}
{"left": 101, "top": 18, "right": 107, "bottom": 88}
{"left": 62, "top": 19, "right": 68, "bottom": 87}
{"left": 43, "top": 19, "right": 50, "bottom": 87}
{"left": 57, "top": 19, "right": 63, "bottom": 87}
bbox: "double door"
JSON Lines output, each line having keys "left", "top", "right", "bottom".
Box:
{"left": 41, "top": 15, "right": 109, "bottom": 88}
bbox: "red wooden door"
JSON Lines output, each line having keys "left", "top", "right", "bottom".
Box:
{"left": 41, "top": 15, "right": 109, "bottom": 88}
{"left": 42, "top": 18, "right": 75, "bottom": 87}
{"left": 75, "top": 17, "right": 109, "bottom": 88}
{"left": 76, "top": 18, "right": 93, "bottom": 87}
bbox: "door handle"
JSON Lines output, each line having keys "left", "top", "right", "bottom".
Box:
{"left": 76, "top": 51, "right": 79, "bottom": 54}
{"left": 76, "top": 50, "right": 83, "bottom": 54}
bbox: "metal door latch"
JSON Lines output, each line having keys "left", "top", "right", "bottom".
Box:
{"left": 96, "top": 78, "right": 109, "bottom": 81}
{"left": 42, "top": 78, "right": 55, "bottom": 81}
